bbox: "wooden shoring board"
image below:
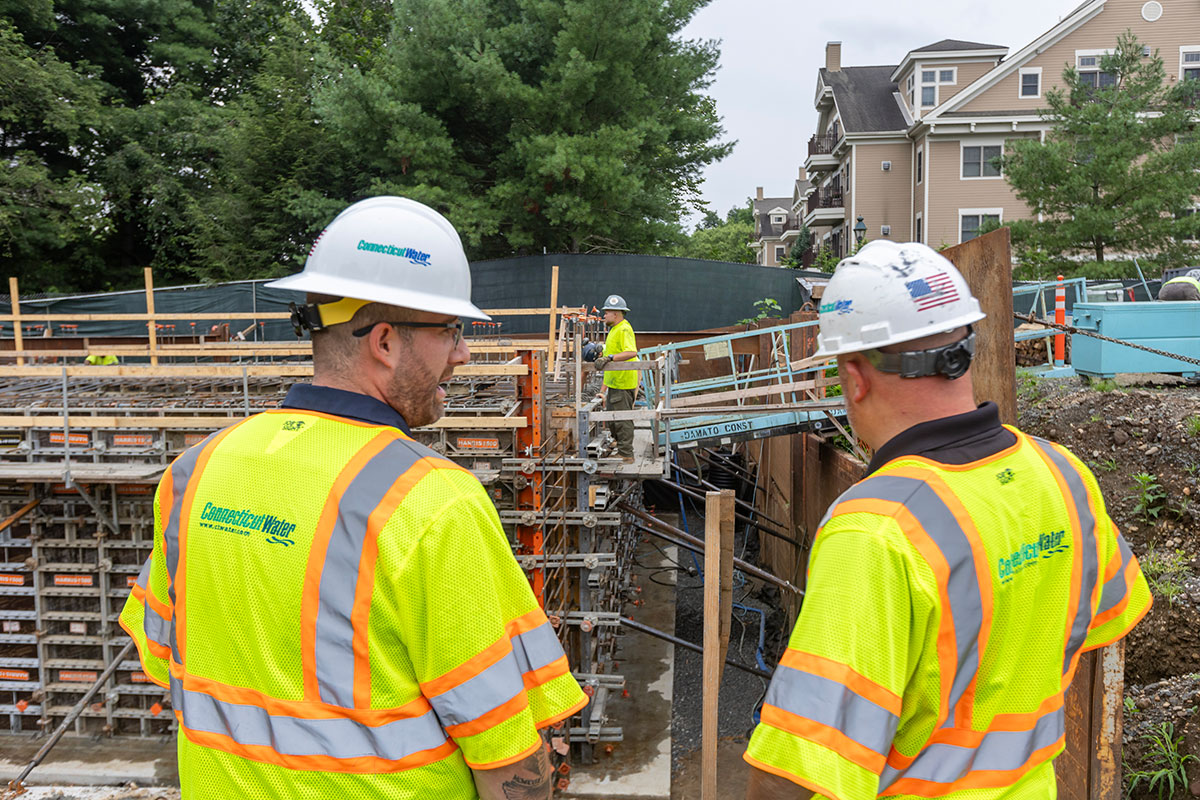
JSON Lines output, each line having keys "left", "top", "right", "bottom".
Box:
{"left": 0, "top": 414, "right": 528, "bottom": 430}
{"left": 0, "top": 306, "right": 586, "bottom": 323}
{"left": 0, "top": 363, "right": 528, "bottom": 378}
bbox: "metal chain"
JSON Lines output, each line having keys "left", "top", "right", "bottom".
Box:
{"left": 1013, "top": 311, "right": 1200, "bottom": 368}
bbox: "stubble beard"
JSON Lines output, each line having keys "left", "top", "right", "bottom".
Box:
{"left": 385, "top": 359, "right": 445, "bottom": 429}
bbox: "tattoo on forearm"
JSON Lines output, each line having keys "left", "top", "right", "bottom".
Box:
{"left": 501, "top": 772, "right": 551, "bottom": 800}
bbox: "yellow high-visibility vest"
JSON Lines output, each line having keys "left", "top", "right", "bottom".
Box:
{"left": 602, "top": 319, "right": 639, "bottom": 390}
{"left": 745, "top": 428, "right": 1150, "bottom": 799}
{"left": 120, "top": 407, "right": 585, "bottom": 799}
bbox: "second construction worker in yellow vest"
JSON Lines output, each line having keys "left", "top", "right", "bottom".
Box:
{"left": 592, "top": 294, "right": 639, "bottom": 462}
{"left": 120, "top": 197, "right": 586, "bottom": 800}
{"left": 744, "top": 241, "right": 1151, "bottom": 800}
{"left": 1157, "top": 269, "right": 1200, "bottom": 301}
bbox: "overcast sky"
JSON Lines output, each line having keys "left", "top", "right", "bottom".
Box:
{"left": 679, "top": 0, "right": 1082, "bottom": 226}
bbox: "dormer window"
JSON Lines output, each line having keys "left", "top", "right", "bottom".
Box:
{"left": 919, "top": 67, "right": 956, "bottom": 108}
{"left": 772, "top": 215, "right": 785, "bottom": 225}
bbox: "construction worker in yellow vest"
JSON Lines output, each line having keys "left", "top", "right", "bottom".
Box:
{"left": 119, "top": 197, "right": 586, "bottom": 800}
{"left": 591, "top": 294, "right": 639, "bottom": 463}
{"left": 745, "top": 241, "right": 1151, "bottom": 800}
{"left": 84, "top": 354, "right": 118, "bottom": 365}
{"left": 1157, "top": 268, "right": 1200, "bottom": 300}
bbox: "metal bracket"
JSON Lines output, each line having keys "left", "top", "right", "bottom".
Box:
{"left": 514, "top": 553, "right": 616, "bottom": 570}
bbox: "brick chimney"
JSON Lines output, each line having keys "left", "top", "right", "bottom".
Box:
{"left": 756, "top": 187, "right": 764, "bottom": 201}
{"left": 826, "top": 41, "right": 842, "bottom": 72}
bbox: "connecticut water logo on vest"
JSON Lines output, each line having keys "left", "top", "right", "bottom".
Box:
{"left": 997, "top": 529, "right": 1069, "bottom": 584}
{"left": 198, "top": 502, "right": 298, "bottom": 546}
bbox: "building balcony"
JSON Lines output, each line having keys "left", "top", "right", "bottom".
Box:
{"left": 803, "top": 189, "right": 845, "bottom": 227}
{"left": 805, "top": 134, "right": 841, "bottom": 173}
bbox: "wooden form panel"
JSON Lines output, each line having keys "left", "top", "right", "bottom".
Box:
{"left": 942, "top": 226, "right": 1018, "bottom": 425}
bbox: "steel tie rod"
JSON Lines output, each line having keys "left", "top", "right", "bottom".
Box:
{"left": 619, "top": 503, "right": 803, "bottom": 596}
{"left": 620, "top": 617, "right": 774, "bottom": 681}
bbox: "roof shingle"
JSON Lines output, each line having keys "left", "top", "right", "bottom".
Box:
{"left": 820, "top": 67, "right": 908, "bottom": 133}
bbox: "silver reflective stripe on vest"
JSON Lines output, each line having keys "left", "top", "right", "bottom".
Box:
{"left": 878, "top": 706, "right": 1064, "bottom": 790}
{"left": 1028, "top": 438, "right": 1099, "bottom": 674}
{"left": 134, "top": 558, "right": 171, "bottom": 649}
{"left": 834, "top": 475, "right": 985, "bottom": 721}
{"left": 134, "top": 557, "right": 151, "bottom": 589}
{"left": 143, "top": 600, "right": 171, "bottom": 649}
{"left": 765, "top": 665, "right": 899, "bottom": 757}
{"left": 170, "top": 675, "right": 449, "bottom": 761}
{"left": 511, "top": 621, "right": 566, "bottom": 676}
{"left": 1096, "top": 533, "right": 1134, "bottom": 618}
{"left": 428, "top": 649, "right": 525, "bottom": 728}
{"left": 162, "top": 436, "right": 215, "bottom": 664}
{"left": 314, "top": 438, "right": 424, "bottom": 707}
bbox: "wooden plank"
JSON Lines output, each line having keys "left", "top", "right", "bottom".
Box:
{"left": 0, "top": 497, "right": 42, "bottom": 534}
{"left": 144, "top": 268, "right": 158, "bottom": 366}
{"left": 0, "top": 312, "right": 292, "bottom": 322}
{"left": 9, "top": 278, "right": 23, "bottom": 367}
{"left": 0, "top": 363, "right": 527, "bottom": 378}
{"left": 942, "top": 227, "right": 1017, "bottom": 425}
{"left": 547, "top": 266, "right": 560, "bottom": 376}
{"left": 717, "top": 488, "right": 735, "bottom": 687}
{"left": 701, "top": 490, "right": 723, "bottom": 800}
{"left": 669, "top": 375, "right": 839, "bottom": 408}
{"left": 0, "top": 414, "right": 527, "bottom": 430}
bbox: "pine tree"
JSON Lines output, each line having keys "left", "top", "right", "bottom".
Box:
{"left": 1003, "top": 31, "right": 1200, "bottom": 269}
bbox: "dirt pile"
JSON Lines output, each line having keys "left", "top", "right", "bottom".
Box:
{"left": 1017, "top": 374, "right": 1200, "bottom": 797}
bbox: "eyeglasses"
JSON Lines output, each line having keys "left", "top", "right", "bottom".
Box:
{"left": 352, "top": 320, "right": 464, "bottom": 346}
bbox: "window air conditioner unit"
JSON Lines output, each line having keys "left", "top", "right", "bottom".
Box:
{"left": 881, "top": 225, "right": 892, "bottom": 236}
{"left": 881, "top": 161, "right": 892, "bottom": 171}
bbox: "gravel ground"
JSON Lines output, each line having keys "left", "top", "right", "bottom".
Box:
{"left": 12, "top": 787, "right": 179, "bottom": 800}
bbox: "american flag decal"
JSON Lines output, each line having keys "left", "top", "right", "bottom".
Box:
{"left": 906, "top": 272, "right": 959, "bottom": 311}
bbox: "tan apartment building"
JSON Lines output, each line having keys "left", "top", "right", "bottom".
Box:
{"left": 750, "top": 170, "right": 812, "bottom": 266}
{"left": 801, "top": 0, "right": 1200, "bottom": 262}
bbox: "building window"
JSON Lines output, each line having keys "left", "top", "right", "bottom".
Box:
{"left": 960, "top": 211, "right": 1001, "bottom": 243}
{"left": 939, "top": 69, "right": 955, "bottom": 84}
{"left": 906, "top": 74, "right": 915, "bottom": 107}
{"left": 774, "top": 245, "right": 786, "bottom": 263}
{"left": 1077, "top": 53, "right": 1116, "bottom": 90}
{"left": 772, "top": 215, "right": 785, "bottom": 225}
{"left": 1183, "top": 49, "right": 1200, "bottom": 82}
{"left": 1020, "top": 67, "right": 1042, "bottom": 98}
{"left": 921, "top": 86, "right": 936, "bottom": 106}
{"left": 915, "top": 214, "right": 923, "bottom": 244}
{"left": 962, "top": 145, "right": 1002, "bottom": 178}
{"left": 916, "top": 147, "right": 924, "bottom": 184}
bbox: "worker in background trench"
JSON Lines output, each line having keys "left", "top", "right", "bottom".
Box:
{"left": 744, "top": 241, "right": 1151, "bottom": 800}
{"left": 592, "top": 294, "right": 639, "bottom": 463}
{"left": 118, "top": 196, "right": 585, "bottom": 800}
{"left": 1157, "top": 268, "right": 1200, "bottom": 300}
{"left": 84, "top": 353, "right": 118, "bottom": 365}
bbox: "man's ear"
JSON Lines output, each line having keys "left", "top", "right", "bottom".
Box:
{"left": 363, "top": 323, "right": 401, "bottom": 369}
{"left": 840, "top": 358, "right": 870, "bottom": 404}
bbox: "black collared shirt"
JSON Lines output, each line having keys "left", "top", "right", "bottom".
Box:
{"left": 281, "top": 384, "right": 412, "bottom": 436}
{"left": 865, "top": 401, "right": 1017, "bottom": 475}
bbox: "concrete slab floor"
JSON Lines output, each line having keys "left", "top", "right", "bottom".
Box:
{"left": 564, "top": 540, "right": 675, "bottom": 799}
{"left": 0, "top": 734, "right": 177, "bottom": 788}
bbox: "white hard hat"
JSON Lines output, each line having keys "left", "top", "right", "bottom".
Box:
{"left": 602, "top": 294, "right": 630, "bottom": 312}
{"left": 267, "top": 196, "right": 489, "bottom": 323}
{"left": 813, "top": 240, "right": 985, "bottom": 360}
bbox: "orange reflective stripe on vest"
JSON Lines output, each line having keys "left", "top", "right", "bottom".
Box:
{"left": 1027, "top": 436, "right": 1101, "bottom": 682}
{"left": 821, "top": 472, "right": 988, "bottom": 730}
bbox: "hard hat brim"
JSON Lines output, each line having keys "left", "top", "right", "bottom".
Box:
{"left": 266, "top": 272, "right": 491, "bottom": 321}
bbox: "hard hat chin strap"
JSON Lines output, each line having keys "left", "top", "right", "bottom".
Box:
{"left": 862, "top": 327, "right": 976, "bottom": 380}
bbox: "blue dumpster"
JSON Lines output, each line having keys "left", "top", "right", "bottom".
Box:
{"left": 1071, "top": 301, "right": 1200, "bottom": 379}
